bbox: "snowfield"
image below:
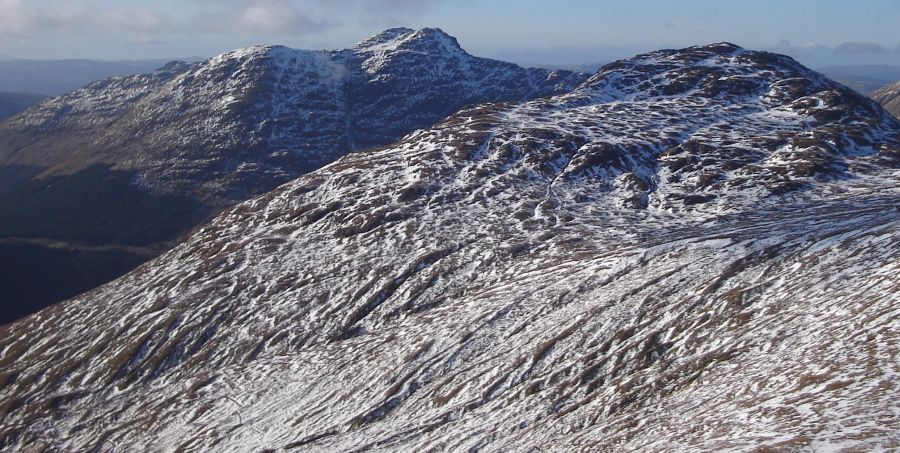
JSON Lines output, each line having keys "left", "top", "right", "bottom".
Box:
{"left": 1, "top": 42, "right": 899, "bottom": 452}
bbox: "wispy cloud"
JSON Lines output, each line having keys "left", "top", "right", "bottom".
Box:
{"left": 316, "top": 0, "right": 444, "bottom": 14}
{"left": 309, "top": 0, "right": 447, "bottom": 26}
{"left": 193, "top": 0, "right": 328, "bottom": 35}
{"left": 0, "top": 0, "right": 447, "bottom": 43}
{"left": 0, "top": 0, "right": 172, "bottom": 40}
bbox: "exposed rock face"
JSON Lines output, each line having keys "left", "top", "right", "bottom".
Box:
{"left": 873, "top": 81, "right": 900, "bottom": 119}
{"left": 0, "top": 43, "right": 898, "bottom": 451}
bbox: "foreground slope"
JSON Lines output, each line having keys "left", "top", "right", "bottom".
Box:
{"left": 1, "top": 43, "right": 899, "bottom": 451}
{"left": 873, "top": 80, "right": 900, "bottom": 119}
{"left": 0, "top": 27, "right": 586, "bottom": 322}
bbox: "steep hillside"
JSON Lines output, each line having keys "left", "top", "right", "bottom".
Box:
{"left": 873, "top": 81, "right": 900, "bottom": 118}
{"left": 0, "top": 28, "right": 587, "bottom": 322}
{"left": 0, "top": 43, "right": 898, "bottom": 451}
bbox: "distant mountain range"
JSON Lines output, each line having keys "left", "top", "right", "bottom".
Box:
{"left": 0, "top": 27, "right": 588, "bottom": 323}
{"left": 506, "top": 60, "right": 900, "bottom": 97}
{"left": 0, "top": 58, "right": 200, "bottom": 96}
{"left": 817, "top": 65, "right": 900, "bottom": 95}
{"left": 1, "top": 40, "right": 897, "bottom": 451}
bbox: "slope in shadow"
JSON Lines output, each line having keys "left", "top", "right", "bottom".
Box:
{"left": 0, "top": 164, "right": 207, "bottom": 321}
{"left": 0, "top": 242, "right": 152, "bottom": 325}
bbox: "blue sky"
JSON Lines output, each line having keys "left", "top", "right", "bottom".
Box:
{"left": 0, "top": 0, "right": 898, "bottom": 67}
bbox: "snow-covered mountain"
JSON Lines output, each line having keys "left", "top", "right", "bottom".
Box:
{"left": 0, "top": 27, "right": 587, "bottom": 323}
{"left": 1, "top": 43, "right": 898, "bottom": 451}
{"left": 0, "top": 27, "right": 586, "bottom": 206}
{"left": 873, "top": 80, "right": 900, "bottom": 119}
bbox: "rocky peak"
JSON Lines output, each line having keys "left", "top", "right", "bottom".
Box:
{"left": 351, "top": 27, "right": 466, "bottom": 67}
{"left": 353, "top": 27, "right": 461, "bottom": 52}
{"left": 406, "top": 27, "right": 464, "bottom": 51}
{"left": 352, "top": 27, "right": 415, "bottom": 49}
{"left": 576, "top": 43, "right": 842, "bottom": 105}
{"left": 694, "top": 41, "right": 744, "bottom": 54}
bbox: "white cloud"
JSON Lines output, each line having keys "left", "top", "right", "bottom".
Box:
{"left": 0, "top": 0, "right": 43, "bottom": 37}
{"left": 358, "top": 0, "right": 445, "bottom": 15}
{"left": 195, "top": 0, "right": 327, "bottom": 35}
{"left": 0, "top": 0, "right": 173, "bottom": 40}
{"left": 0, "top": 0, "right": 447, "bottom": 42}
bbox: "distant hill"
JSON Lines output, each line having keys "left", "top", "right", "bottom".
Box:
{"left": 817, "top": 65, "right": 900, "bottom": 95}
{"left": 0, "top": 92, "right": 47, "bottom": 121}
{"left": 872, "top": 81, "right": 900, "bottom": 118}
{"left": 515, "top": 61, "right": 606, "bottom": 73}
{"left": 0, "top": 58, "right": 200, "bottom": 96}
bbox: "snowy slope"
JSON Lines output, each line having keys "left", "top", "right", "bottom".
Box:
{"left": 873, "top": 80, "right": 900, "bottom": 119}
{"left": 1, "top": 43, "right": 899, "bottom": 452}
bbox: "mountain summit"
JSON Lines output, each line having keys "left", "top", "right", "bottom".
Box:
{"left": 0, "top": 27, "right": 586, "bottom": 206}
{"left": 353, "top": 27, "right": 461, "bottom": 52}
{"left": 1, "top": 43, "right": 897, "bottom": 451}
